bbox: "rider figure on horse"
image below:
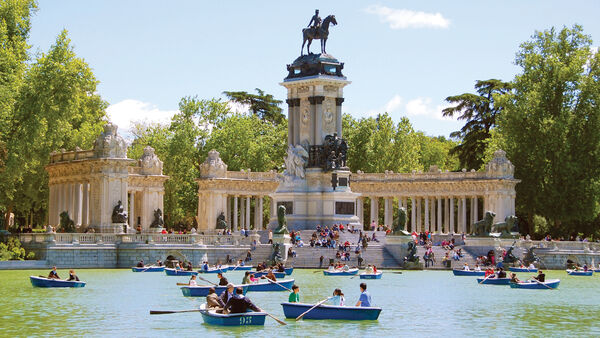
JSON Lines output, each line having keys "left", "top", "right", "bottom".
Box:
{"left": 307, "top": 9, "right": 322, "bottom": 34}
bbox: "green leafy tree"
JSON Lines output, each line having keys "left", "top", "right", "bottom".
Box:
{"left": 417, "top": 133, "right": 460, "bottom": 171}
{"left": 0, "top": 236, "right": 34, "bottom": 260}
{"left": 223, "top": 88, "right": 284, "bottom": 125}
{"left": 498, "top": 25, "right": 600, "bottom": 235}
{"left": 443, "top": 79, "right": 511, "bottom": 170}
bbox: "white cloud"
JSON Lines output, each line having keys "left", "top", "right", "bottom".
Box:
{"left": 384, "top": 94, "right": 403, "bottom": 112}
{"left": 106, "top": 99, "right": 178, "bottom": 134}
{"left": 382, "top": 95, "right": 453, "bottom": 121}
{"left": 365, "top": 5, "right": 450, "bottom": 29}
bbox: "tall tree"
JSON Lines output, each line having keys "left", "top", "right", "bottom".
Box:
{"left": 223, "top": 88, "right": 284, "bottom": 125}
{"left": 498, "top": 25, "right": 600, "bottom": 235}
{"left": 443, "top": 79, "right": 511, "bottom": 170}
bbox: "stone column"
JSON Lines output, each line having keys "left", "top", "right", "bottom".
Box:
{"left": 254, "top": 196, "right": 260, "bottom": 229}
{"left": 437, "top": 197, "right": 442, "bottom": 233}
{"left": 444, "top": 197, "right": 449, "bottom": 234}
{"left": 308, "top": 96, "right": 325, "bottom": 145}
{"left": 424, "top": 197, "right": 429, "bottom": 232}
{"left": 245, "top": 196, "right": 251, "bottom": 229}
{"left": 286, "top": 99, "right": 294, "bottom": 145}
{"left": 457, "top": 198, "right": 462, "bottom": 233}
{"left": 370, "top": 196, "right": 379, "bottom": 224}
{"left": 449, "top": 197, "right": 455, "bottom": 234}
{"left": 357, "top": 197, "right": 364, "bottom": 226}
{"left": 336, "top": 98, "right": 344, "bottom": 137}
{"left": 240, "top": 197, "right": 245, "bottom": 230}
{"left": 258, "top": 196, "right": 264, "bottom": 230}
{"left": 233, "top": 196, "right": 238, "bottom": 231}
{"left": 429, "top": 197, "right": 435, "bottom": 233}
{"left": 416, "top": 198, "right": 421, "bottom": 232}
{"left": 383, "top": 197, "right": 391, "bottom": 227}
{"left": 461, "top": 197, "right": 467, "bottom": 234}
{"left": 128, "top": 191, "right": 135, "bottom": 228}
{"left": 72, "top": 183, "right": 81, "bottom": 225}
{"left": 410, "top": 197, "right": 416, "bottom": 233}
{"left": 81, "top": 183, "right": 89, "bottom": 227}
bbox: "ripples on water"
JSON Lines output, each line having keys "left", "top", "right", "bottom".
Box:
{"left": 1, "top": 269, "right": 599, "bottom": 337}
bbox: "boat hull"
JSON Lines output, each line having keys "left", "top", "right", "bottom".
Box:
{"left": 476, "top": 277, "right": 511, "bottom": 285}
{"left": 30, "top": 276, "right": 86, "bottom": 288}
{"left": 246, "top": 279, "right": 294, "bottom": 292}
{"left": 508, "top": 267, "right": 538, "bottom": 273}
{"left": 359, "top": 272, "right": 383, "bottom": 279}
{"left": 251, "top": 271, "right": 286, "bottom": 279}
{"left": 284, "top": 267, "right": 294, "bottom": 275}
{"left": 323, "top": 269, "right": 359, "bottom": 276}
{"left": 229, "top": 266, "right": 252, "bottom": 271}
{"left": 200, "top": 304, "right": 266, "bottom": 326}
{"left": 452, "top": 269, "right": 485, "bottom": 276}
{"left": 567, "top": 270, "right": 593, "bottom": 276}
{"left": 281, "top": 302, "right": 381, "bottom": 320}
{"left": 509, "top": 279, "right": 560, "bottom": 289}
{"left": 131, "top": 266, "right": 165, "bottom": 272}
{"left": 181, "top": 284, "right": 248, "bottom": 297}
{"left": 164, "top": 268, "right": 198, "bottom": 276}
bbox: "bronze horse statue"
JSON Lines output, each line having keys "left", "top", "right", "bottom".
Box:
{"left": 302, "top": 15, "right": 337, "bottom": 55}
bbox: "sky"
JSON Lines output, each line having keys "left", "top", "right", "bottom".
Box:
{"left": 28, "top": 1, "right": 600, "bottom": 138}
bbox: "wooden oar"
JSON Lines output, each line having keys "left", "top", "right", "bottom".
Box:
{"left": 530, "top": 278, "right": 552, "bottom": 289}
{"left": 140, "top": 265, "right": 155, "bottom": 272}
{"left": 295, "top": 297, "right": 332, "bottom": 321}
{"left": 197, "top": 276, "right": 217, "bottom": 286}
{"left": 150, "top": 309, "right": 202, "bottom": 315}
{"left": 263, "top": 311, "right": 287, "bottom": 325}
{"left": 479, "top": 274, "right": 494, "bottom": 284}
{"left": 264, "top": 277, "right": 292, "bottom": 292}
{"left": 176, "top": 282, "right": 189, "bottom": 286}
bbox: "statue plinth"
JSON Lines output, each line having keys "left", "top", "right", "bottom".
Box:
{"left": 285, "top": 53, "right": 345, "bottom": 80}
{"left": 272, "top": 233, "right": 291, "bottom": 262}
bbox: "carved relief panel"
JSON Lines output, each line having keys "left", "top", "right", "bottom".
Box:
{"left": 322, "top": 98, "right": 336, "bottom": 136}
{"left": 299, "top": 98, "right": 310, "bottom": 145}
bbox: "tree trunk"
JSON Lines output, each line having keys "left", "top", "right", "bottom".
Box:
{"left": 4, "top": 205, "right": 12, "bottom": 230}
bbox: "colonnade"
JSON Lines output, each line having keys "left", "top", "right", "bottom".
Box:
{"left": 225, "top": 195, "right": 268, "bottom": 231}
{"left": 356, "top": 196, "right": 484, "bottom": 234}
{"left": 48, "top": 181, "right": 90, "bottom": 227}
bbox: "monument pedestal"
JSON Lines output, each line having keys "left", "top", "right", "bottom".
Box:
{"left": 385, "top": 235, "right": 424, "bottom": 270}
{"left": 272, "top": 233, "right": 291, "bottom": 263}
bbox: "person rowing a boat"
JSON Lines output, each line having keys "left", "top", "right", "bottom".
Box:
{"left": 223, "top": 287, "right": 262, "bottom": 314}
{"left": 533, "top": 270, "right": 545, "bottom": 283}
{"left": 509, "top": 272, "right": 520, "bottom": 283}
{"left": 242, "top": 271, "right": 251, "bottom": 284}
{"left": 206, "top": 287, "right": 225, "bottom": 309}
{"left": 355, "top": 283, "right": 372, "bottom": 307}
{"left": 188, "top": 275, "right": 198, "bottom": 286}
{"left": 261, "top": 269, "right": 277, "bottom": 282}
{"left": 136, "top": 260, "right": 144, "bottom": 268}
{"left": 201, "top": 261, "right": 209, "bottom": 272}
{"left": 288, "top": 284, "right": 300, "bottom": 303}
{"left": 67, "top": 269, "right": 80, "bottom": 281}
{"left": 220, "top": 283, "right": 236, "bottom": 304}
{"left": 217, "top": 273, "right": 228, "bottom": 286}
{"left": 330, "top": 288, "right": 345, "bottom": 306}
{"left": 47, "top": 266, "right": 60, "bottom": 279}
{"left": 463, "top": 263, "right": 470, "bottom": 271}
{"left": 365, "top": 265, "right": 374, "bottom": 274}
{"left": 497, "top": 267, "right": 507, "bottom": 278}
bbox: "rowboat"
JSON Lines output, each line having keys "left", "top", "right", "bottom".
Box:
{"left": 199, "top": 303, "right": 266, "bottom": 326}
{"left": 164, "top": 268, "right": 198, "bottom": 276}
{"left": 323, "top": 268, "right": 359, "bottom": 276}
{"left": 281, "top": 302, "right": 382, "bottom": 320}
{"left": 30, "top": 276, "right": 86, "bottom": 288}
{"left": 476, "top": 277, "right": 511, "bottom": 285}
{"left": 508, "top": 267, "right": 538, "bottom": 273}
{"left": 131, "top": 266, "right": 165, "bottom": 272}
{"left": 509, "top": 279, "right": 560, "bottom": 289}
{"left": 246, "top": 279, "right": 294, "bottom": 292}
{"left": 198, "top": 266, "right": 229, "bottom": 274}
{"left": 359, "top": 272, "right": 383, "bottom": 279}
{"left": 228, "top": 265, "right": 252, "bottom": 271}
{"left": 251, "top": 271, "right": 286, "bottom": 279}
{"left": 452, "top": 269, "right": 485, "bottom": 276}
{"left": 284, "top": 267, "right": 294, "bottom": 275}
{"left": 566, "top": 269, "right": 593, "bottom": 276}
{"left": 181, "top": 284, "right": 249, "bottom": 297}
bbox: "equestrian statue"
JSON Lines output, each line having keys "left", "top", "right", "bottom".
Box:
{"left": 301, "top": 10, "right": 338, "bottom": 55}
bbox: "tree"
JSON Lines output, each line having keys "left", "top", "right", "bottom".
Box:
{"left": 498, "top": 25, "right": 600, "bottom": 235}
{"left": 223, "top": 88, "right": 284, "bottom": 125}
{"left": 443, "top": 79, "right": 511, "bottom": 170}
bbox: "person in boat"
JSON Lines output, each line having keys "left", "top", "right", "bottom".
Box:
{"left": 528, "top": 263, "right": 536, "bottom": 270}
{"left": 583, "top": 264, "right": 589, "bottom": 272}
{"left": 533, "top": 270, "right": 545, "bottom": 283}
{"left": 202, "top": 261, "right": 209, "bottom": 272}
{"left": 137, "top": 260, "right": 144, "bottom": 268}
{"left": 156, "top": 260, "right": 163, "bottom": 267}
{"left": 207, "top": 287, "right": 225, "bottom": 309}
{"left": 288, "top": 284, "right": 300, "bottom": 303}
{"left": 48, "top": 266, "right": 60, "bottom": 279}
{"left": 355, "top": 283, "right": 372, "bottom": 307}
{"left": 186, "top": 261, "right": 193, "bottom": 271}
{"left": 509, "top": 272, "right": 520, "bottom": 283}
{"left": 262, "top": 269, "right": 277, "bottom": 281}
{"left": 249, "top": 273, "right": 259, "bottom": 284}
{"left": 365, "top": 265, "right": 374, "bottom": 274}
{"left": 174, "top": 262, "right": 182, "bottom": 271}
{"left": 463, "top": 263, "right": 470, "bottom": 271}
{"left": 188, "top": 275, "right": 198, "bottom": 286}
{"left": 242, "top": 271, "right": 251, "bottom": 284}
{"left": 330, "top": 288, "right": 345, "bottom": 306}
{"left": 342, "top": 264, "right": 350, "bottom": 272}
{"left": 497, "top": 267, "right": 507, "bottom": 278}
{"left": 223, "top": 287, "right": 262, "bottom": 314}
{"left": 372, "top": 265, "right": 378, "bottom": 273}
{"left": 277, "top": 264, "right": 285, "bottom": 273}
{"left": 474, "top": 264, "right": 482, "bottom": 272}
{"left": 220, "top": 283, "right": 235, "bottom": 304}
{"left": 217, "top": 273, "right": 228, "bottom": 286}
{"left": 67, "top": 269, "right": 80, "bottom": 281}
{"left": 484, "top": 267, "right": 495, "bottom": 278}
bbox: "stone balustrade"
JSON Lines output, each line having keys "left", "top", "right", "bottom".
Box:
{"left": 19, "top": 233, "right": 257, "bottom": 246}
{"left": 49, "top": 149, "right": 95, "bottom": 164}
{"left": 521, "top": 240, "right": 600, "bottom": 252}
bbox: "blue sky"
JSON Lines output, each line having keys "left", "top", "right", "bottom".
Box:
{"left": 28, "top": 1, "right": 600, "bottom": 137}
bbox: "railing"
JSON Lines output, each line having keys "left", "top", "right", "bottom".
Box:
{"left": 522, "top": 240, "right": 600, "bottom": 252}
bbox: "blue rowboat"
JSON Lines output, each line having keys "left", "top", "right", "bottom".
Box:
{"left": 246, "top": 279, "right": 294, "bottom": 292}
{"left": 509, "top": 279, "right": 560, "bottom": 289}
{"left": 509, "top": 267, "right": 538, "bottom": 273}
{"left": 284, "top": 267, "right": 294, "bottom": 275}
{"left": 131, "top": 266, "right": 165, "bottom": 272}
{"left": 251, "top": 271, "right": 286, "bottom": 279}
{"left": 452, "top": 269, "right": 485, "bottom": 276}
{"left": 229, "top": 265, "right": 252, "bottom": 271}
{"left": 567, "top": 269, "right": 593, "bottom": 276}
{"left": 181, "top": 284, "right": 249, "bottom": 297}
{"left": 359, "top": 272, "right": 383, "bottom": 279}
{"left": 198, "top": 267, "right": 228, "bottom": 274}
{"left": 281, "top": 302, "right": 382, "bottom": 320}
{"left": 476, "top": 277, "right": 511, "bottom": 285}
{"left": 165, "top": 268, "right": 198, "bottom": 276}
{"left": 30, "top": 276, "right": 86, "bottom": 288}
{"left": 323, "top": 268, "right": 359, "bottom": 276}
{"left": 199, "top": 304, "right": 266, "bottom": 326}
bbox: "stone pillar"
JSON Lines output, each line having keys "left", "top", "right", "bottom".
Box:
{"left": 240, "top": 197, "right": 245, "bottom": 229}
{"left": 416, "top": 198, "right": 421, "bottom": 232}
{"left": 449, "top": 197, "right": 455, "bottom": 234}
{"left": 383, "top": 197, "right": 391, "bottom": 227}
{"left": 429, "top": 197, "right": 435, "bottom": 233}
{"left": 336, "top": 98, "right": 344, "bottom": 137}
{"left": 129, "top": 191, "right": 135, "bottom": 228}
{"left": 233, "top": 196, "right": 238, "bottom": 231}
{"left": 410, "top": 197, "right": 416, "bottom": 233}
{"left": 370, "top": 196, "right": 379, "bottom": 224}
{"left": 286, "top": 99, "right": 294, "bottom": 145}
{"left": 81, "top": 183, "right": 89, "bottom": 227}
{"left": 437, "top": 197, "right": 442, "bottom": 233}
{"left": 424, "top": 197, "right": 429, "bottom": 232}
{"left": 472, "top": 196, "right": 478, "bottom": 223}
{"left": 258, "top": 196, "right": 264, "bottom": 230}
{"left": 357, "top": 197, "right": 364, "bottom": 226}
{"left": 245, "top": 196, "right": 251, "bottom": 229}
{"left": 461, "top": 197, "right": 467, "bottom": 234}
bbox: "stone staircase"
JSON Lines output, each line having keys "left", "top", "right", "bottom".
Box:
{"left": 288, "top": 245, "right": 401, "bottom": 268}
{"left": 413, "top": 244, "right": 480, "bottom": 270}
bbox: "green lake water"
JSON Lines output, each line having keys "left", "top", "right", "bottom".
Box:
{"left": 1, "top": 269, "right": 599, "bottom": 337}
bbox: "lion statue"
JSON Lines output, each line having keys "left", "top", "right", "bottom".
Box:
{"left": 393, "top": 207, "right": 410, "bottom": 235}
{"left": 273, "top": 205, "right": 289, "bottom": 235}
{"left": 492, "top": 215, "right": 518, "bottom": 237}
{"left": 59, "top": 211, "right": 76, "bottom": 233}
{"left": 471, "top": 211, "right": 495, "bottom": 237}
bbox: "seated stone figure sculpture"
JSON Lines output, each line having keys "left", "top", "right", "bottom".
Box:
{"left": 215, "top": 212, "right": 227, "bottom": 230}
{"left": 59, "top": 211, "right": 76, "bottom": 233}
{"left": 150, "top": 208, "right": 164, "bottom": 228}
{"left": 111, "top": 200, "right": 128, "bottom": 223}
